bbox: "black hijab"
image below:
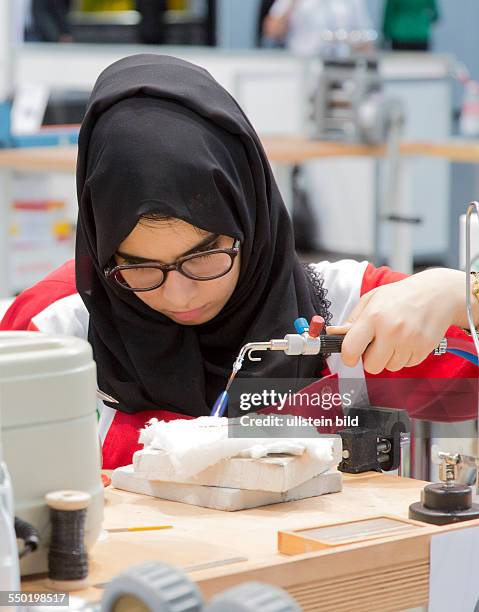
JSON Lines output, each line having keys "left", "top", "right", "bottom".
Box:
{"left": 76, "top": 54, "right": 330, "bottom": 417}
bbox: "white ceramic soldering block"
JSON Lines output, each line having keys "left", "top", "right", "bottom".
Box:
{"left": 111, "top": 465, "right": 342, "bottom": 511}
{"left": 132, "top": 437, "right": 342, "bottom": 493}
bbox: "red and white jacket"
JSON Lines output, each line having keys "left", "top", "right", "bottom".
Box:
{"left": 1, "top": 259, "right": 477, "bottom": 469}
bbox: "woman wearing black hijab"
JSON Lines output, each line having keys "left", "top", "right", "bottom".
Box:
{"left": 76, "top": 53, "right": 335, "bottom": 420}
{"left": 2, "top": 54, "right": 478, "bottom": 468}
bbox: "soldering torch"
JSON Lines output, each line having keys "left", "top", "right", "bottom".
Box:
{"left": 228, "top": 315, "right": 448, "bottom": 387}
{"left": 211, "top": 316, "right": 340, "bottom": 416}
{"left": 210, "top": 315, "right": 472, "bottom": 418}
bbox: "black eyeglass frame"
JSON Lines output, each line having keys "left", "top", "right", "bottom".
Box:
{"left": 104, "top": 239, "right": 241, "bottom": 292}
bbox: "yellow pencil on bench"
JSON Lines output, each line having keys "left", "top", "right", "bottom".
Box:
{"left": 107, "top": 525, "right": 173, "bottom": 533}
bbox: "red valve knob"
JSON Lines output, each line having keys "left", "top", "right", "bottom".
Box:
{"left": 309, "top": 315, "right": 325, "bottom": 338}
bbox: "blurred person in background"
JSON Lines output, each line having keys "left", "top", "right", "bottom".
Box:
{"left": 382, "top": 0, "right": 440, "bottom": 51}
{"left": 257, "top": 0, "right": 276, "bottom": 46}
{"left": 136, "top": 1, "right": 215, "bottom": 46}
{"left": 31, "top": 0, "right": 73, "bottom": 42}
{"left": 261, "top": 0, "right": 374, "bottom": 56}
{"left": 136, "top": 0, "right": 168, "bottom": 44}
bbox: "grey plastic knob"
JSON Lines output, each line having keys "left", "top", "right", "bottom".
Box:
{"left": 205, "top": 581, "right": 301, "bottom": 612}
{"left": 101, "top": 562, "right": 204, "bottom": 612}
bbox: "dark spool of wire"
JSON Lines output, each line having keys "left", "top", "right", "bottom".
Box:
{"left": 45, "top": 490, "right": 91, "bottom": 586}
{"left": 48, "top": 508, "right": 88, "bottom": 580}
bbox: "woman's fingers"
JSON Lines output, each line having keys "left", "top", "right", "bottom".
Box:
{"left": 405, "top": 353, "right": 425, "bottom": 368}
{"left": 326, "top": 324, "right": 352, "bottom": 335}
{"left": 386, "top": 348, "right": 414, "bottom": 372}
{"left": 339, "top": 318, "right": 375, "bottom": 368}
{"left": 323, "top": 272, "right": 456, "bottom": 374}
{"left": 361, "top": 337, "right": 395, "bottom": 374}
{"left": 405, "top": 344, "right": 436, "bottom": 368}
{"left": 325, "top": 284, "right": 435, "bottom": 372}
{"left": 326, "top": 322, "right": 375, "bottom": 368}
{"left": 326, "top": 289, "right": 378, "bottom": 337}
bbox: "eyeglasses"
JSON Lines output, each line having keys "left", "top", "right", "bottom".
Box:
{"left": 104, "top": 239, "right": 240, "bottom": 292}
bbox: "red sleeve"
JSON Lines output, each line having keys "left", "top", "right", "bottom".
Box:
{"left": 0, "top": 260, "right": 77, "bottom": 331}
{"left": 361, "top": 264, "right": 478, "bottom": 422}
{"left": 361, "top": 263, "right": 408, "bottom": 295}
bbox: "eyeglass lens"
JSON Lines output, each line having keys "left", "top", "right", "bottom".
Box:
{"left": 114, "top": 251, "right": 234, "bottom": 290}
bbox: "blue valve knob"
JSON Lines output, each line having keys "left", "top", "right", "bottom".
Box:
{"left": 294, "top": 317, "right": 309, "bottom": 335}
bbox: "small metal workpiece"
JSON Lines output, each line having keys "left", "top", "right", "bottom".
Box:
{"left": 432, "top": 445, "right": 479, "bottom": 486}
{"left": 409, "top": 447, "right": 479, "bottom": 525}
{"left": 437, "top": 451, "right": 461, "bottom": 488}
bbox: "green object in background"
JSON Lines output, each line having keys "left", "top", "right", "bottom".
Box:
{"left": 383, "top": 0, "right": 440, "bottom": 45}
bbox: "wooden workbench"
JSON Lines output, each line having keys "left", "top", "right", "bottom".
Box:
{"left": 264, "top": 137, "right": 479, "bottom": 164}
{"left": 23, "top": 472, "right": 479, "bottom": 611}
{"left": 2, "top": 139, "right": 479, "bottom": 172}
{"left": 0, "top": 146, "right": 78, "bottom": 173}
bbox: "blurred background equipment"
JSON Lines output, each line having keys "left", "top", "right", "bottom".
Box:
{"left": 29, "top": 0, "right": 219, "bottom": 45}
{"left": 0, "top": 0, "right": 478, "bottom": 283}
{"left": 382, "top": 0, "right": 440, "bottom": 52}
{"left": 310, "top": 55, "right": 404, "bottom": 145}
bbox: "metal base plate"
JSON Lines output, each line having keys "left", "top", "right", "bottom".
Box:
{"left": 409, "top": 502, "right": 479, "bottom": 526}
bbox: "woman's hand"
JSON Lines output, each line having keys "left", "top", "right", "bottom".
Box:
{"left": 327, "top": 269, "right": 479, "bottom": 374}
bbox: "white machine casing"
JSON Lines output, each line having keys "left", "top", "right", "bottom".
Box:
{"left": 0, "top": 331, "right": 104, "bottom": 575}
